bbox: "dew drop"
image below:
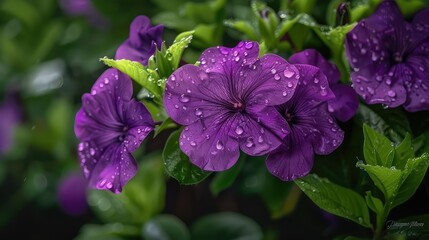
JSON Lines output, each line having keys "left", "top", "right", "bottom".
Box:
{"left": 258, "top": 136, "right": 264, "bottom": 143}
{"left": 246, "top": 138, "right": 254, "bottom": 148}
{"left": 201, "top": 60, "right": 207, "bottom": 65}
{"left": 387, "top": 90, "right": 396, "bottom": 97}
{"left": 90, "top": 148, "right": 95, "bottom": 156}
{"left": 282, "top": 91, "right": 288, "bottom": 96}
{"left": 271, "top": 69, "right": 277, "bottom": 74}
{"left": 234, "top": 56, "right": 240, "bottom": 62}
{"left": 180, "top": 94, "right": 190, "bottom": 103}
{"left": 190, "top": 141, "right": 197, "bottom": 147}
{"left": 235, "top": 126, "right": 244, "bottom": 135}
{"left": 245, "top": 42, "right": 253, "bottom": 49}
{"left": 314, "top": 78, "right": 319, "bottom": 83}
{"left": 106, "top": 182, "right": 113, "bottom": 189}
{"left": 274, "top": 74, "right": 281, "bottom": 80}
{"left": 195, "top": 108, "right": 203, "bottom": 116}
{"left": 219, "top": 47, "right": 229, "bottom": 55}
{"left": 216, "top": 140, "right": 224, "bottom": 150}
{"left": 233, "top": 50, "right": 239, "bottom": 56}
{"left": 283, "top": 69, "right": 295, "bottom": 78}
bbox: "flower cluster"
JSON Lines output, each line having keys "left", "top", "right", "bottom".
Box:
{"left": 75, "top": 0, "right": 429, "bottom": 193}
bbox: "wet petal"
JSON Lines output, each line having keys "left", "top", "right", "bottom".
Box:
{"left": 82, "top": 142, "right": 137, "bottom": 194}
{"left": 293, "top": 64, "right": 335, "bottom": 101}
{"left": 115, "top": 16, "right": 163, "bottom": 65}
{"left": 198, "top": 41, "right": 260, "bottom": 75}
{"left": 311, "top": 107, "right": 344, "bottom": 155}
{"left": 244, "top": 54, "right": 300, "bottom": 106}
{"left": 328, "top": 84, "right": 359, "bottom": 122}
{"left": 180, "top": 116, "right": 240, "bottom": 171}
{"left": 239, "top": 106, "right": 289, "bottom": 156}
{"left": 163, "top": 64, "right": 230, "bottom": 125}
{"left": 403, "top": 55, "right": 429, "bottom": 111}
{"left": 289, "top": 49, "right": 340, "bottom": 84}
{"left": 91, "top": 69, "right": 133, "bottom": 101}
{"left": 351, "top": 64, "right": 407, "bottom": 108}
{"left": 266, "top": 134, "right": 314, "bottom": 181}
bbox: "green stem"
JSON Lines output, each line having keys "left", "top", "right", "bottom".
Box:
{"left": 373, "top": 202, "right": 391, "bottom": 240}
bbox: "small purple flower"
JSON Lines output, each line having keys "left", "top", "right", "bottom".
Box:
{"left": 289, "top": 49, "right": 359, "bottom": 122}
{"left": 266, "top": 64, "right": 344, "bottom": 181}
{"left": 0, "top": 91, "right": 21, "bottom": 155}
{"left": 345, "top": 0, "right": 429, "bottom": 111}
{"left": 163, "top": 41, "right": 300, "bottom": 171}
{"left": 115, "top": 16, "right": 164, "bottom": 66}
{"left": 60, "top": 0, "right": 108, "bottom": 27}
{"left": 74, "top": 68, "right": 154, "bottom": 193}
{"left": 57, "top": 171, "right": 88, "bottom": 216}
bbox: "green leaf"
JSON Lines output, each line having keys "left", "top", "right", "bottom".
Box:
{"left": 167, "top": 31, "right": 194, "bottom": 70}
{"left": 142, "top": 215, "right": 190, "bottom": 240}
{"left": 363, "top": 124, "right": 395, "bottom": 167}
{"left": 191, "top": 212, "right": 263, "bottom": 240}
{"left": 393, "top": 133, "right": 414, "bottom": 170}
{"left": 413, "top": 131, "right": 429, "bottom": 157}
{"left": 210, "top": 155, "right": 244, "bottom": 196}
{"left": 100, "top": 57, "right": 162, "bottom": 99}
{"left": 75, "top": 224, "right": 140, "bottom": 240}
{"left": 392, "top": 153, "right": 429, "bottom": 208}
{"left": 275, "top": 14, "right": 303, "bottom": 40}
{"left": 356, "top": 104, "right": 412, "bottom": 144}
{"left": 290, "top": 0, "right": 316, "bottom": 14}
{"left": 162, "top": 129, "right": 211, "bottom": 184}
{"left": 356, "top": 163, "right": 403, "bottom": 202}
{"left": 88, "top": 154, "right": 166, "bottom": 224}
{"left": 295, "top": 174, "right": 371, "bottom": 228}
{"left": 154, "top": 118, "right": 177, "bottom": 137}
{"left": 365, "top": 191, "right": 383, "bottom": 215}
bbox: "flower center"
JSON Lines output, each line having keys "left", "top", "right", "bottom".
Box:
{"left": 118, "top": 126, "right": 129, "bottom": 142}
{"left": 233, "top": 101, "right": 245, "bottom": 112}
{"left": 285, "top": 112, "right": 294, "bottom": 123}
{"left": 393, "top": 52, "right": 403, "bottom": 63}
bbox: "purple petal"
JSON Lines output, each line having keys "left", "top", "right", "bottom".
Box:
{"left": 91, "top": 68, "right": 133, "bottom": 101}
{"left": 402, "top": 55, "right": 429, "bottom": 111}
{"left": 80, "top": 141, "right": 137, "bottom": 193}
{"left": 289, "top": 49, "right": 340, "bottom": 84}
{"left": 328, "top": 84, "right": 359, "bottom": 122}
{"left": 351, "top": 64, "right": 407, "bottom": 108}
{"left": 198, "top": 41, "right": 259, "bottom": 74}
{"left": 115, "top": 16, "right": 163, "bottom": 65}
{"left": 311, "top": 106, "right": 344, "bottom": 155}
{"left": 244, "top": 54, "right": 300, "bottom": 106}
{"left": 163, "top": 65, "right": 230, "bottom": 126}
{"left": 293, "top": 64, "right": 335, "bottom": 101}
{"left": 122, "top": 99, "right": 154, "bottom": 152}
{"left": 180, "top": 117, "right": 240, "bottom": 171}
{"left": 239, "top": 106, "right": 289, "bottom": 156}
{"left": 266, "top": 134, "right": 314, "bottom": 181}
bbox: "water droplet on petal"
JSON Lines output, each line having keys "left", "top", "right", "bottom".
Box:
{"left": 245, "top": 42, "right": 253, "bottom": 49}
{"left": 106, "top": 181, "right": 113, "bottom": 189}
{"left": 387, "top": 90, "right": 396, "bottom": 97}
{"left": 216, "top": 140, "right": 224, "bottom": 150}
{"left": 271, "top": 69, "right": 276, "bottom": 74}
{"left": 283, "top": 69, "right": 295, "bottom": 78}
{"left": 287, "top": 82, "right": 294, "bottom": 88}
{"left": 190, "top": 141, "right": 197, "bottom": 146}
{"left": 234, "top": 56, "right": 240, "bottom": 62}
{"left": 180, "top": 94, "right": 190, "bottom": 103}
{"left": 282, "top": 91, "right": 288, "bottom": 96}
{"left": 274, "top": 74, "right": 280, "bottom": 80}
{"left": 245, "top": 137, "right": 254, "bottom": 148}
{"left": 235, "top": 126, "right": 244, "bottom": 135}
{"left": 258, "top": 136, "right": 264, "bottom": 143}
{"left": 219, "top": 47, "right": 229, "bottom": 55}
{"left": 90, "top": 148, "right": 95, "bottom": 156}
{"left": 195, "top": 108, "right": 203, "bottom": 116}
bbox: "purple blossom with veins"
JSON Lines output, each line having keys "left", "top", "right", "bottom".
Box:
{"left": 266, "top": 64, "right": 344, "bottom": 181}
{"left": 74, "top": 68, "right": 154, "bottom": 193}
{"left": 289, "top": 49, "right": 359, "bottom": 122}
{"left": 163, "top": 41, "right": 300, "bottom": 171}
{"left": 115, "top": 15, "right": 164, "bottom": 66}
{"left": 345, "top": 0, "right": 429, "bottom": 111}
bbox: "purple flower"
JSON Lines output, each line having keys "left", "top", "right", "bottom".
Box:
{"left": 57, "top": 171, "right": 88, "bottom": 216}
{"left": 266, "top": 64, "right": 344, "bottom": 181}
{"left": 74, "top": 68, "right": 154, "bottom": 193}
{"left": 289, "top": 49, "right": 359, "bottom": 122}
{"left": 163, "top": 41, "right": 300, "bottom": 171}
{"left": 0, "top": 91, "right": 21, "bottom": 155}
{"left": 60, "top": 0, "right": 108, "bottom": 27}
{"left": 345, "top": 0, "right": 429, "bottom": 111}
{"left": 115, "top": 16, "right": 164, "bottom": 66}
